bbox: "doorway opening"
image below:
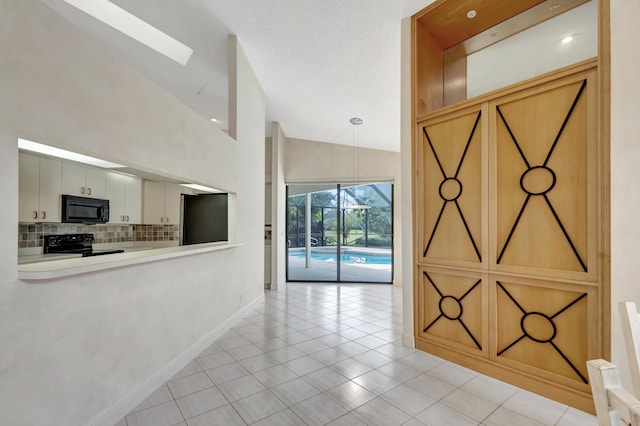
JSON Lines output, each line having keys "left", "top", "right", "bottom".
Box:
{"left": 286, "top": 182, "right": 393, "bottom": 283}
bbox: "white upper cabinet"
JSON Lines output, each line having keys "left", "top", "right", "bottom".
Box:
{"left": 143, "top": 181, "right": 189, "bottom": 225}
{"left": 18, "top": 151, "right": 203, "bottom": 227}
{"left": 62, "top": 162, "right": 107, "bottom": 198}
{"left": 164, "top": 183, "right": 184, "bottom": 225}
{"left": 107, "top": 172, "right": 141, "bottom": 224}
{"left": 124, "top": 176, "right": 142, "bottom": 224}
{"left": 18, "top": 153, "right": 62, "bottom": 222}
{"left": 142, "top": 180, "right": 165, "bottom": 225}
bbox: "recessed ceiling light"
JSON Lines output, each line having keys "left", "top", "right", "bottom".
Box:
{"left": 467, "top": 10, "right": 477, "bottom": 19}
{"left": 63, "top": 0, "right": 194, "bottom": 66}
{"left": 210, "top": 118, "right": 218, "bottom": 122}
{"left": 18, "top": 138, "right": 125, "bottom": 168}
{"left": 550, "top": 3, "right": 561, "bottom": 10}
{"left": 562, "top": 36, "right": 574, "bottom": 44}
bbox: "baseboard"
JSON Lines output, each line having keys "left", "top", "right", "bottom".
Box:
{"left": 91, "top": 293, "right": 265, "bottom": 426}
{"left": 402, "top": 332, "right": 415, "bottom": 348}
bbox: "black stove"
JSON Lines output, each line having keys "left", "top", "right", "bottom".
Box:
{"left": 43, "top": 234, "right": 124, "bottom": 257}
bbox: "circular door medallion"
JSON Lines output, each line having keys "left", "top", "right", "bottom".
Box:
{"left": 521, "top": 312, "right": 557, "bottom": 343}
{"left": 439, "top": 295, "right": 463, "bottom": 320}
{"left": 439, "top": 177, "right": 463, "bottom": 201}
{"left": 520, "top": 166, "right": 556, "bottom": 195}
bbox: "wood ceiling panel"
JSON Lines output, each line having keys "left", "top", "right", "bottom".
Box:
{"left": 418, "top": 0, "right": 545, "bottom": 49}
{"left": 453, "top": 0, "right": 591, "bottom": 56}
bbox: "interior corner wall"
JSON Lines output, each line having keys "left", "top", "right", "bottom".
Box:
{"left": 228, "top": 33, "right": 266, "bottom": 294}
{"left": 400, "top": 17, "right": 415, "bottom": 347}
{"left": 609, "top": 0, "right": 640, "bottom": 390}
{"left": 0, "top": 1, "right": 265, "bottom": 425}
{"left": 284, "top": 138, "right": 402, "bottom": 287}
{"left": 271, "top": 123, "right": 287, "bottom": 290}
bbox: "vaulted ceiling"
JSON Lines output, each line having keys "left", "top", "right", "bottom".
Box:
{"left": 37, "top": 0, "right": 593, "bottom": 153}
{"left": 40, "top": 0, "right": 432, "bottom": 152}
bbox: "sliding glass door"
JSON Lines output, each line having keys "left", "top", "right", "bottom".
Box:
{"left": 286, "top": 182, "right": 393, "bottom": 283}
{"left": 286, "top": 184, "right": 339, "bottom": 282}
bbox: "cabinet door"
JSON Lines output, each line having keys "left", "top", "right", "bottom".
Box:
{"left": 107, "top": 172, "right": 126, "bottom": 223}
{"left": 85, "top": 167, "right": 107, "bottom": 198}
{"left": 62, "top": 163, "right": 107, "bottom": 198}
{"left": 143, "top": 180, "right": 166, "bottom": 224}
{"left": 164, "top": 183, "right": 184, "bottom": 225}
{"left": 62, "top": 162, "right": 86, "bottom": 196}
{"left": 18, "top": 153, "right": 40, "bottom": 222}
{"left": 38, "top": 157, "right": 62, "bottom": 222}
{"left": 124, "top": 175, "right": 142, "bottom": 223}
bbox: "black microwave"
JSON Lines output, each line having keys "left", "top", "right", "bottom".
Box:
{"left": 61, "top": 195, "right": 110, "bottom": 223}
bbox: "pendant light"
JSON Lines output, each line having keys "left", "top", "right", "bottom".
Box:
{"left": 344, "top": 117, "right": 371, "bottom": 210}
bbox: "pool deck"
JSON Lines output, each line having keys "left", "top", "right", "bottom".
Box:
{"left": 287, "top": 249, "right": 392, "bottom": 282}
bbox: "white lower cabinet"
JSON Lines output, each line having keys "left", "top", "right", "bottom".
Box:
{"left": 18, "top": 153, "right": 62, "bottom": 222}
{"left": 107, "top": 172, "right": 141, "bottom": 224}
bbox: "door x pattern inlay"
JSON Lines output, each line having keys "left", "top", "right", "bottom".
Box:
{"left": 422, "top": 111, "right": 482, "bottom": 262}
{"left": 423, "top": 271, "right": 482, "bottom": 350}
{"left": 495, "top": 80, "right": 588, "bottom": 272}
{"left": 496, "top": 281, "right": 588, "bottom": 383}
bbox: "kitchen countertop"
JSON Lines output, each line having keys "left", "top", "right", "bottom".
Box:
{"left": 18, "top": 246, "right": 155, "bottom": 265}
{"left": 18, "top": 241, "right": 243, "bottom": 280}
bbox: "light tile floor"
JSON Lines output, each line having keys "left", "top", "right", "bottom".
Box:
{"left": 119, "top": 283, "right": 597, "bottom": 426}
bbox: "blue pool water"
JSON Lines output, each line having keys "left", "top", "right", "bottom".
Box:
{"left": 289, "top": 251, "right": 391, "bottom": 265}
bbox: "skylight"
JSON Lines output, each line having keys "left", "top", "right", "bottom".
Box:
{"left": 63, "top": 0, "right": 194, "bottom": 66}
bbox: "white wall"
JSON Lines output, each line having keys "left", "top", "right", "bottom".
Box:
{"left": 271, "top": 123, "right": 287, "bottom": 289}
{"left": 0, "top": 1, "right": 264, "bottom": 425}
{"left": 284, "top": 138, "right": 402, "bottom": 286}
{"left": 609, "top": 0, "right": 640, "bottom": 389}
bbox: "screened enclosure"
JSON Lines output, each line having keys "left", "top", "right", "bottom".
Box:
{"left": 286, "top": 182, "right": 393, "bottom": 283}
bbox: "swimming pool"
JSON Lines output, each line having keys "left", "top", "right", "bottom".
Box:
{"left": 289, "top": 250, "right": 392, "bottom": 265}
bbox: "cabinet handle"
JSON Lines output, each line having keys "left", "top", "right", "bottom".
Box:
{"left": 33, "top": 210, "right": 38, "bottom": 220}
{"left": 120, "top": 215, "right": 124, "bottom": 221}
{"left": 87, "top": 187, "right": 92, "bottom": 195}
{"left": 161, "top": 217, "right": 163, "bottom": 223}
{"left": 125, "top": 215, "right": 129, "bottom": 222}
{"left": 166, "top": 217, "right": 169, "bottom": 223}
{"left": 81, "top": 186, "right": 85, "bottom": 195}
{"left": 41, "top": 211, "right": 46, "bottom": 220}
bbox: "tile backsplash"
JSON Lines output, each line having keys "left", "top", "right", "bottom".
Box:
{"left": 18, "top": 223, "right": 180, "bottom": 248}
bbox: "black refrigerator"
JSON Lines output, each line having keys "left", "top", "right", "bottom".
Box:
{"left": 181, "top": 193, "right": 228, "bottom": 245}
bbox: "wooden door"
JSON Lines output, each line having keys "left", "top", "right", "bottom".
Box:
{"left": 417, "top": 105, "right": 487, "bottom": 269}
{"left": 490, "top": 74, "right": 597, "bottom": 281}
{"left": 414, "top": 65, "right": 601, "bottom": 411}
